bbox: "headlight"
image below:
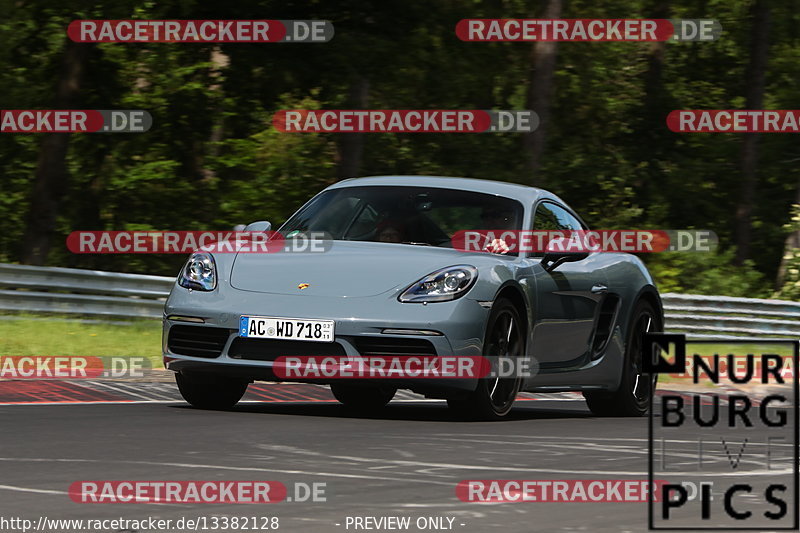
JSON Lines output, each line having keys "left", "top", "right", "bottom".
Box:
{"left": 178, "top": 252, "right": 217, "bottom": 291}
{"left": 398, "top": 265, "right": 478, "bottom": 303}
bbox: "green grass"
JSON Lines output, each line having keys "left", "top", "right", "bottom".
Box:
{"left": 687, "top": 342, "right": 795, "bottom": 357}
{"left": 0, "top": 315, "right": 162, "bottom": 367}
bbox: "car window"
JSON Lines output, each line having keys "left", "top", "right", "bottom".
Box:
{"left": 286, "top": 194, "right": 361, "bottom": 238}
{"left": 533, "top": 202, "right": 584, "bottom": 231}
{"left": 345, "top": 204, "right": 379, "bottom": 239}
{"left": 530, "top": 202, "right": 586, "bottom": 256}
{"left": 280, "top": 186, "right": 524, "bottom": 248}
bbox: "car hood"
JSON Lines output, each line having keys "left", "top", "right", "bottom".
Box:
{"left": 229, "top": 241, "right": 475, "bottom": 297}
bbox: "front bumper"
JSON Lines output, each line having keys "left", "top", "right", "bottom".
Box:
{"left": 162, "top": 284, "right": 490, "bottom": 393}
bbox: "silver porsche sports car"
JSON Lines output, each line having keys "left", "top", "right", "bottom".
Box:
{"left": 163, "top": 176, "right": 662, "bottom": 419}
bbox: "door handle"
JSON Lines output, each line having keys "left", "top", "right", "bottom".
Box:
{"left": 591, "top": 284, "right": 608, "bottom": 294}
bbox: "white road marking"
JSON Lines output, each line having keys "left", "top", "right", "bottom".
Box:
{"left": 0, "top": 484, "right": 67, "bottom": 495}
{"left": 77, "top": 381, "right": 156, "bottom": 401}
{"left": 252, "top": 445, "right": 793, "bottom": 477}
{"left": 0, "top": 457, "right": 454, "bottom": 487}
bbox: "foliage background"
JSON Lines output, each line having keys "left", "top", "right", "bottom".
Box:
{"left": 0, "top": 0, "right": 798, "bottom": 298}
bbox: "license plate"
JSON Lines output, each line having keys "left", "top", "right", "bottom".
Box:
{"left": 239, "top": 316, "right": 334, "bottom": 342}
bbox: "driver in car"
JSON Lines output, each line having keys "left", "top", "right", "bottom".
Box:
{"left": 376, "top": 219, "right": 406, "bottom": 243}
{"left": 480, "top": 208, "right": 514, "bottom": 254}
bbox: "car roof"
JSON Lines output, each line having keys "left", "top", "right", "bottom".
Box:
{"left": 326, "top": 175, "right": 559, "bottom": 204}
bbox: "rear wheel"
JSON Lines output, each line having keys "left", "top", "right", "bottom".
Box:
{"left": 175, "top": 372, "right": 248, "bottom": 410}
{"left": 447, "top": 298, "right": 524, "bottom": 420}
{"left": 584, "top": 300, "right": 661, "bottom": 417}
{"left": 330, "top": 383, "right": 396, "bottom": 411}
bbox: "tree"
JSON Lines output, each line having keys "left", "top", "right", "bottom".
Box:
{"left": 522, "top": 0, "right": 562, "bottom": 186}
{"left": 734, "top": 0, "right": 770, "bottom": 265}
{"left": 21, "top": 39, "right": 89, "bottom": 265}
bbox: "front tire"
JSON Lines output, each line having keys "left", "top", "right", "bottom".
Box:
{"left": 175, "top": 372, "right": 248, "bottom": 410}
{"left": 448, "top": 298, "right": 525, "bottom": 420}
{"left": 584, "top": 300, "right": 661, "bottom": 417}
{"left": 330, "top": 383, "right": 396, "bottom": 411}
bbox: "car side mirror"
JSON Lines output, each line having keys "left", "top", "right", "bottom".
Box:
{"left": 243, "top": 220, "right": 272, "bottom": 232}
{"left": 541, "top": 251, "right": 589, "bottom": 272}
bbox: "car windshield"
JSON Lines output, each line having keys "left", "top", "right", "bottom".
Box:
{"left": 279, "top": 185, "right": 524, "bottom": 248}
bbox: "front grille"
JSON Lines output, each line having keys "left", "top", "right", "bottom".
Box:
{"left": 228, "top": 338, "right": 347, "bottom": 361}
{"left": 167, "top": 325, "right": 230, "bottom": 358}
{"left": 354, "top": 336, "right": 437, "bottom": 357}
